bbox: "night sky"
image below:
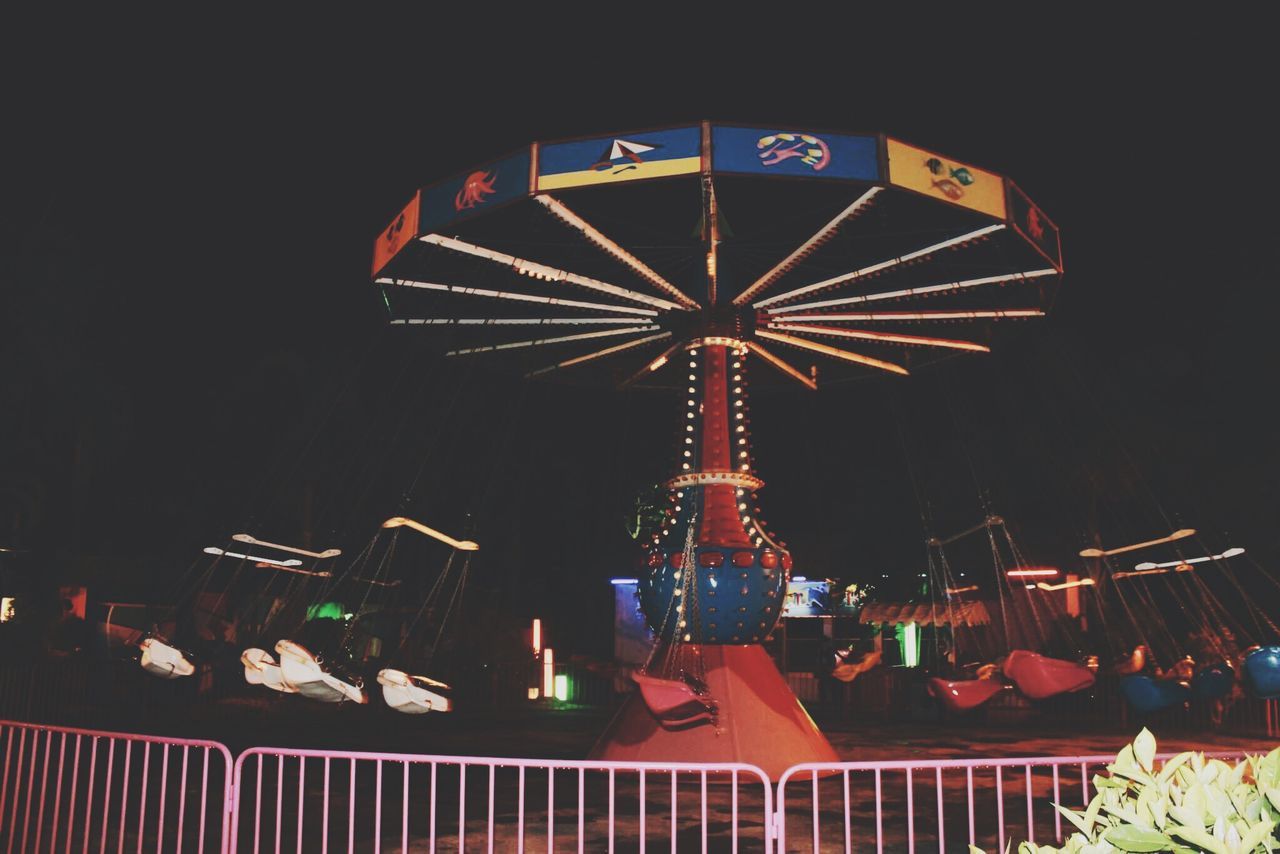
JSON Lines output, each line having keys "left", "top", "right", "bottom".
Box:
{"left": 4, "top": 17, "right": 1276, "bottom": 655}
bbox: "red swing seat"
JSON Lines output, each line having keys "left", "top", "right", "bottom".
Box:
{"left": 928, "top": 677, "right": 1004, "bottom": 713}
{"left": 1002, "top": 649, "right": 1095, "bottom": 700}
{"left": 632, "top": 671, "right": 717, "bottom": 727}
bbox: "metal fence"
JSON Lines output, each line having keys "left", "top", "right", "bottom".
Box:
{"left": 0, "top": 719, "right": 234, "bottom": 854}
{"left": 0, "top": 718, "right": 1259, "bottom": 853}
{"left": 774, "top": 750, "right": 1248, "bottom": 853}
{"left": 228, "top": 747, "right": 772, "bottom": 853}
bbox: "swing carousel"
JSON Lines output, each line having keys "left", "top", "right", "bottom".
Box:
{"left": 370, "top": 123, "right": 1063, "bottom": 774}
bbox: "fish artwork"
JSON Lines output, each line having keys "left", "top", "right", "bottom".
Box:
{"left": 925, "top": 157, "right": 974, "bottom": 200}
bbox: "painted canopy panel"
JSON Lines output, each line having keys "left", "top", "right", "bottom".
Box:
{"left": 536, "top": 126, "right": 701, "bottom": 191}
{"left": 371, "top": 191, "right": 420, "bottom": 275}
{"left": 1008, "top": 182, "right": 1063, "bottom": 271}
{"left": 420, "top": 148, "right": 532, "bottom": 233}
{"left": 711, "top": 125, "right": 879, "bottom": 181}
{"left": 887, "top": 137, "right": 1007, "bottom": 219}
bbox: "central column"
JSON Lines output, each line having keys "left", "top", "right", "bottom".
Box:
{"left": 590, "top": 337, "right": 838, "bottom": 777}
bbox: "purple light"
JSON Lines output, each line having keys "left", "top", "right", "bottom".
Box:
{"left": 610, "top": 578, "right": 639, "bottom": 585}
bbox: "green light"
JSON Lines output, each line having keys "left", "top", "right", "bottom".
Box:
{"left": 306, "top": 601, "right": 345, "bottom": 621}
{"left": 899, "top": 621, "right": 920, "bottom": 668}
{"left": 553, "top": 673, "right": 569, "bottom": 703}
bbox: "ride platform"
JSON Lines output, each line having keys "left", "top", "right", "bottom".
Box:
{"left": 589, "top": 644, "right": 837, "bottom": 778}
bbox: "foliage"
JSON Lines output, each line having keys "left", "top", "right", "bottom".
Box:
{"left": 972, "top": 729, "right": 1280, "bottom": 853}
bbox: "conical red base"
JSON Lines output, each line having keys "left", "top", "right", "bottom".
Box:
{"left": 589, "top": 644, "right": 838, "bottom": 778}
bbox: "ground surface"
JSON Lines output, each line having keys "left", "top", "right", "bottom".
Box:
{"left": 94, "top": 693, "right": 1276, "bottom": 760}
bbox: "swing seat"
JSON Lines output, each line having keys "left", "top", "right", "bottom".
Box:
{"left": 1114, "top": 645, "right": 1149, "bottom": 676}
{"left": 275, "top": 640, "right": 367, "bottom": 704}
{"left": 631, "top": 671, "right": 717, "bottom": 728}
{"left": 240, "top": 647, "right": 298, "bottom": 693}
{"left": 1120, "top": 674, "right": 1190, "bottom": 713}
{"left": 1161, "top": 656, "right": 1196, "bottom": 681}
{"left": 1191, "top": 661, "right": 1236, "bottom": 701}
{"left": 138, "top": 637, "right": 196, "bottom": 679}
{"left": 377, "top": 668, "right": 453, "bottom": 714}
{"left": 1002, "top": 649, "right": 1095, "bottom": 700}
{"left": 832, "top": 650, "right": 882, "bottom": 683}
{"left": 928, "top": 677, "right": 1004, "bottom": 713}
{"left": 1243, "top": 646, "right": 1280, "bottom": 699}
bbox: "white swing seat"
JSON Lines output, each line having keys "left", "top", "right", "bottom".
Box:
{"left": 139, "top": 637, "right": 196, "bottom": 679}
{"left": 274, "top": 639, "right": 367, "bottom": 704}
{"left": 241, "top": 647, "right": 298, "bottom": 693}
{"left": 377, "top": 668, "right": 453, "bottom": 713}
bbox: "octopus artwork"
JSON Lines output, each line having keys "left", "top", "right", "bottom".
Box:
{"left": 454, "top": 170, "right": 497, "bottom": 211}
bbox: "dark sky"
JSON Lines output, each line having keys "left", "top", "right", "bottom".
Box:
{"left": 3, "top": 15, "right": 1276, "bottom": 653}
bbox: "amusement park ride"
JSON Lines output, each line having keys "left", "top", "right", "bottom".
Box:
{"left": 367, "top": 123, "right": 1065, "bottom": 774}
{"left": 130, "top": 123, "right": 1280, "bottom": 772}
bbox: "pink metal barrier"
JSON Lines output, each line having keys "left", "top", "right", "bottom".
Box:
{"left": 774, "top": 750, "right": 1247, "bottom": 853}
{"left": 0, "top": 719, "right": 234, "bottom": 854}
{"left": 228, "top": 747, "right": 772, "bottom": 853}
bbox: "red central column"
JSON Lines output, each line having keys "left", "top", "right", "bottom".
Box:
{"left": 698, "top": 345, "right": 751, "bottom": 548}
{"left": 590, "top": 338, "right": 839, "bottom": 777}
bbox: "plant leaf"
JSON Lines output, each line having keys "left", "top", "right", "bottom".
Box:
{"left": 1169, "top": 824, "right": 1227, "bottom": 854}
{"left": 1102, "top": 803, "right": 1154, "bottom": 830}
{"left": 1057, "top": 803, "right": 1096, "bottom": 838}
{"left": 1086, "top": 793, "right": 1105, "bottom": 833}
{"left": 1238, "top": 818, "right": 1274, "bottom": 853}
{"left": 1159, "top": 753, "right": 1194, "bottom": 785}
{"left": 1134, "top": 729, "right": 1157, "bottom": 773}
{"left": 1102, "top": 824, "right": 1173, "bottom": 851}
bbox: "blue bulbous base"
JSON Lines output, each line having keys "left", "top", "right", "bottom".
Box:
{"left": 639, "top": 545, "right": 787, "bottom": 645}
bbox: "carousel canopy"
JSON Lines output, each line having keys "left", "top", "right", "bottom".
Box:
{"left": 859, "top": 600, "right": 991, "bottom": 627}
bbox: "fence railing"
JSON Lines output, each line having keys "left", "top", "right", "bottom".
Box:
{"left": 774, "top": 750, "right": 1249, "bottom": 853}
{"left": 228, "top": 747, "right": 772, "bottom": 853}
{"left": 0, "top": 719, "right": 234, "bottom": 854}
{"left": 0, "top": 718, "right": 1258, "bottom": 853}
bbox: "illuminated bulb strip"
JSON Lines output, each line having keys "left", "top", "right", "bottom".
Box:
{"left": 419, "top": 234, "right": 684, "bottom": 311}
{"left": 744, "top": 341, "right": 817, "bottom": 390}
{"left": 619, "top": 339, "right": 686, "bottom": 389}
{"left": 392, "top": 317, "right": 653, "bottom": 326}
{"left": 748, "top": 518, "right": 786, "bottom": 553}
{"left": 946, "top": 585, "right": 979, "bottom": 595}
{"left": 446, "top": 325, "right": 658, "bottom": 356}
{"left": 686, "top": 336, "right": 747, "bottom": 349}
{"left": 231, "top": 534, "right": 340, "bottom": 559}
{"left": 376, "top": 277, "right": 656, "bottom": 317}
{"left": 734, "top": 187, "right": 881, "bottom": 307}
{"left": 1006, "top": 568, "right": 1060, "bottom": 578}
{"left": 203, "top": 547, "right": 302, "bottom": 567}
{"left": 527, "top": 332, "right": 671, "bottom": 377}
{"left": 754, "top": 224, "right": 1006, "bottom": 308}
{"left": 777, "top": 310, "right": 1045, "bottom": 323}
{"left": 768, "top": 269, "right": 1059, "bottom": 314}
{"left": 703, "top": 175, "right": 720, "bottom": 306}
{"left": 1036, "top": 578, "right": 1096, "bottom": 591}
{"left": 255, "top": 564, "right": 332, "bottom": 577}
{"left": 665, "top": 471, "right": 765, "bottom": 491}
{"left": 1133, "top": 547, "right": 1245, "bottom": 571}
{"left": 768, "top": 323, "right": 990, "bottom": 353}
{"left": 755, "top": 330, "right": 908, "bottom": 376}
{"left": 535, "top": 195, "right": 699, "bottom": 310}
{"left": 1079, "top": 528, "right": 1196, "bottom": 558}
{"left": 1113, "top": 566, "right": 1197, "bottom": 579}
{"left": 382, "top": 516, "right": 479, "bottom": 551}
